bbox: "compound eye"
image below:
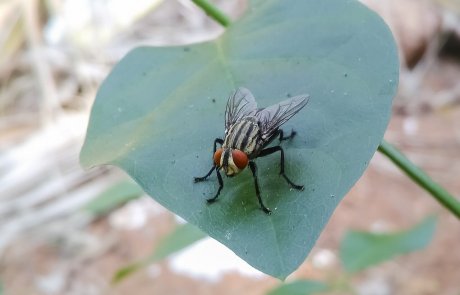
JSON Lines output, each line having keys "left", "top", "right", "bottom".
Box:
{"left": 231, "top": 150, "right": 248, "bottom": 170}
{"left": 214, "top": 148, "right": 223, "bottom": 166}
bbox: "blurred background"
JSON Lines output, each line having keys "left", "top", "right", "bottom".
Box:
{"left": 0, "top": 0, "right": 459, "bottom": 294}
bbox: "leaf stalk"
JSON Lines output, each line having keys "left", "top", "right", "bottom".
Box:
{"left": 191, "top": 0, "right": 231, "bottom": 27}
{"left": 378, "top": 140, "right": 460, "bottom": 219}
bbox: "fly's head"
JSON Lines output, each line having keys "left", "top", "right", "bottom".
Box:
{"left": 214, "top": 148, "right": 248, "bottom": 177}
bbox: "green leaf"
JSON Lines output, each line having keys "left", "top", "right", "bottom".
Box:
{"left": 267, "top": 280, "right": 328, "bottom": 295}
{"left": 340, "top": 216, "right": 437, "bottom": 272}
{"left": 150, "top": 222, "right": 207, "bottom": 261}
{"left": 83, "top": 180, "right": 144, "bottom": 215}
{"left": 113, "top": 223, "right": 206, "bottom": 283}
{"left": 81, "top": 0, "right": 398, "bottom": 278}
{"left": 112, "top": 263, "right": 143, "bottom": 284}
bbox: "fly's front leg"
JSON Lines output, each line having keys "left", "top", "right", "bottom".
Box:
{"left": 206, "top": 168, "right": 224, "bottom": 203}
{"left": 258, "top": 146, "right": 304, "bottom": 190}
{"left": 278, "top": 129, "right": 297, "bottom": 142}
{"left": 249, "top": 161, "right": 271, "bottom": 215}
{"left": 194, "top": 166, "right": 215, "bottom": 183}
{"left": 213, "top": 138, "right": 224, "bottom": 153}
{"left": 194, "top": 138, "right": 223, "bottom": 182}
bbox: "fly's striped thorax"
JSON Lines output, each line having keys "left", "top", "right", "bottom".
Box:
{"left": 223, "top": 117, "right": 261, "bottom": 155}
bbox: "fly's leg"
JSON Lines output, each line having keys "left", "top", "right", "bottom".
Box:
{"left": 194, "top": 166, "right": 215, "bottom": 182}
{"left": 213, "top": 138, "right": 224, "bottom": 153}
{"left": 249, "top": 161, "right": 271, "bottom": 215}
{"left": 193, "top": 138, "right": 224, "bottom": 204}
{"left": 194, "top": 138, "right": 223, "bottom": 182}
{"left": 258, "top": 146, "right": 304, "bottom": 190}
{"left": 278, "top": 129, "right": 296, "bottom": 142}
{"left": 206, "top": 168, "right": 224, "bottom": 203}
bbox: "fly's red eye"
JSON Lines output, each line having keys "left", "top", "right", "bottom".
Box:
{"left": 214, "top": 148, "right": 223, "bottom": 166}
{"left": 232, "top": 150, "right": 248, "bottom": 170}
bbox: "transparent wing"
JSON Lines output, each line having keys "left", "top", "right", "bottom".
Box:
{"left": 256, "top": 94, "right": 310, "bottom": 140}
{"left": 225, "top": 87, "right": 258, "bottom": 130}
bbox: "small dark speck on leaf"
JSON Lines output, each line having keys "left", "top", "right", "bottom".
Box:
{"left": 212, "top": 98, "right": 216, "bottom": 103}
{"left": 171, "top": 160, "right": 176, "bottom": 164}
{"left": 286, "top": 93, "right": 292, "bottom": 98}
{"left": 183, "top": 47, "right": 190, "bottom": 52}
{"left": 330, "top": 194, "right": 335, "bottom": 198}
{"left": 344, "top": 73, "right": 348, "bottom": 77}
{"left": 196, "top": 155, "right": 199, "bottom": 158}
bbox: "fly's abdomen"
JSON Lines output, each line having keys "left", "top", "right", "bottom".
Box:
{"left": 223, "top": 117, "right": 261, "bottom": 156}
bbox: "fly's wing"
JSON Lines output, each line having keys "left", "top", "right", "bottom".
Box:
{"left": 225, "top": 87, "right": 258, "bottom": 131}
{"left": 256, "top": 94, "right": 310, "bottom": 141}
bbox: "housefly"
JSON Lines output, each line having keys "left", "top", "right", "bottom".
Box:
{"left": 194, "top": 87, "right": 310, "bottom": 215}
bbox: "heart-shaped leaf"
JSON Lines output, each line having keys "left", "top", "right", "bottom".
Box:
{"left": 80, "top": 0, "right": 398, "bottom": 278}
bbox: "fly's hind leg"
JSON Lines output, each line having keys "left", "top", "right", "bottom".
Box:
{"left": 278, "top": 129, "right": 297, "bottom": 142}
{"left": 193, "top": 138, "right": 223, "bottom": 182}
{"left": 249, "top": 161, "right": 271, "bottom": 215}
{"left": 258, "top": 146, "right": 304, "bottom": 190}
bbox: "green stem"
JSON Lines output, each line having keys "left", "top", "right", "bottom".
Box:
{"left": 192, "top": 0, "right": 460, "bottom": 219}
{"left": 191, "top": 0, "right": 231, "bottom": 27}
{"left": 378, "top": 140, "right": 460, "bottom": 219}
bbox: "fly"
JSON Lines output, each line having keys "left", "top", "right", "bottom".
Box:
{"left": 194, "top": 87, "right": 310, "bottom": 215}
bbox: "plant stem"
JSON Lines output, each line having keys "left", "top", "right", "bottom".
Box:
{"left": 191, "top": 0, "right": 231, "bottom": 27}
{"left": 193, "top": 0, "right": 460, "bottom": 219}
{"left": 378, "top": 140, "right": 460, "bottom": 218}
